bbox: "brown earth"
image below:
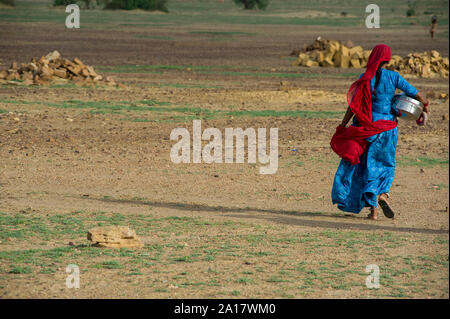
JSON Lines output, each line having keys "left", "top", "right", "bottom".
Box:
{"left": 0, "top": 21, "right": 448, "bottom": 298}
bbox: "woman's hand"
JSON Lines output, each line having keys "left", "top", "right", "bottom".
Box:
{"left": 414, "top": 92, "right": 429, "bottom": 126}
{"left": 340, "top": 107, "right": 354, "bottom": 128}
{"left": 423, "top": 100, "right": 430, "bottom": 113}
{"left": 417, "top": 101, "right": 429, "bottom": 126}
{"left": 416, "top": 112, "right": 428, "bottom": 126}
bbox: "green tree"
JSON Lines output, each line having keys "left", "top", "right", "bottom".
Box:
{"left": 53, "top": 0, "right": 169, "bottom": 11}
{"left": 104, "top": 0, "right": 169, "bottom": 12}
{"left": 0, "top": 0, "right": 15, "bottom": 6}
{"left": 233, "top": 0, "right": 269, "bottom": 10}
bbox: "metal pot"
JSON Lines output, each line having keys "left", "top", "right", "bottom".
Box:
{"left": 392, "top": 94, "right": 424, "bottom": 120}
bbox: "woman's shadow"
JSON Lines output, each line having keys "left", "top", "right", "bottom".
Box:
{"left": 86, "top": 196, "right": 449, "bottom": 235}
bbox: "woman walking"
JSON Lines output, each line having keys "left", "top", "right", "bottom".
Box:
{"left": 330, "top": 44, "right": 429, "bottom": 220}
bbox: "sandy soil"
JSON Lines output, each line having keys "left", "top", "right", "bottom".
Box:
{"left": 0, "top": 17, "right": 448, "bottom": 299}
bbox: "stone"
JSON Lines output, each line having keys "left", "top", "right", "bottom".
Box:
{"left": 339, "top": 45, "right": 349, "bottom": 58}
{"left": 81, "top": 68, "right": 90, "bottom": 77}
{"left": 45, "top": 50, "right": 61, "bottom": 62}
{"left": 442, "top": 57, "right": 449, "bottom": 66}
{"left": 67, "top": 65, "right": 81, "bottom": 75}
{"left": 86, "top": 65, "right": 98, "bottom": 77}
{"left": 38, "top": 56, "right": 49, "bottom": 65}
{"left": 6, "top": 72, "right": 19, "bottom": 81}
{"left": 334, "top": 51, "right": 350, "bottom": 68}
{"left": 345, "top": 40, "right": 354, "bottom": 48}
{"left": 349, "top": 46, "right": 363, "bottom": 59}
{"left": 438, "top": 69, "right": 449, "bottom": 78}
{"left": 21, "top": 71, "right": 33, "bottom": 81}
{"left": 297, "top": 53, "right": 309, "bottom": 66}
{"left": 421, "top": 65, "right": 431, "bottom": 78}
{"left": 328, "top": 40, "right": 341, "bottom": 53}
{"left": 350, "top": 58, "right": 361, "bottom": 68}
{"left": 360, "top": 58, "right": 367, "bottom": 68}
{"left": 73, "top": 57, "right": 85, "bottom": 66}
{"left": 305, "top": 60, "right": 319, "bottom": 67}
{"left": 313, "top": 50, "right": 324, "bottom": 63}
{"left": 87, "top": 226, "right": 143, "bottom": 248}
{"left": 40, "top": 65, "right": 53, "bottom": 76}
{"left": 62, "top": 58, "right": 75, "bottom": 68}
{"left": 23, "top": 79, "right": 34, "bottom": 85}
{"left": 321, "top": 56, "right": 334, "bottom": 67}
{"left": 430, "top": 50, "right": 440, "bottom": 58}
{"left": 53, "top": 68, "right": 67, "bottom": 78}
{"left": 28, "top": 63, "right": 38, "bottom": 72}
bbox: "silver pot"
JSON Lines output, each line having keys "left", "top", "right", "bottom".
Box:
{"left": 392, "top": 94, "right": 424, "bottom": 120}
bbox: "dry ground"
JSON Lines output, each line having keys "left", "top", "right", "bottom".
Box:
{"left": 0, "top": 0, "right": 448, "bottom": 299}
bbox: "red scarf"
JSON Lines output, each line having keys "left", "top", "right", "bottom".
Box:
{"left": 330, "top": 44, "right": 397, "bottom": 165}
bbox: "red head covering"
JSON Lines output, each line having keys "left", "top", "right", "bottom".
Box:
{"left": 348, "top": 44, "right": 391, "bottom": 125}
{"left": 330, "top": 44, "right": 397, "bottom": 165}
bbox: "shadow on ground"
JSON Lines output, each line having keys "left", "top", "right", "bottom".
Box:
{"left": 83, "top": 195, "right": 449, "bottom": 235}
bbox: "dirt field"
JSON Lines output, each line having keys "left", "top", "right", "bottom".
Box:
{"left": 0, "top": 0, "right": 448, "bottom": 298}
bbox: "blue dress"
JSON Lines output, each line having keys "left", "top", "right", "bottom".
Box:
{"left": 331, "top": 69, "right": 418, "bottom": 213}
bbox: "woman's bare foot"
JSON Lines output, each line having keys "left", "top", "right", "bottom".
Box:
{"left": 368, "top": 207, "right": 378, "bottom": 220}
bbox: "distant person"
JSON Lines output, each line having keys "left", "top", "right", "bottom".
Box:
{"left": 330, "top": 44, "right": 429, "bottom": 220}
{"left": 430, "top": 15, "right": 437, "bottom": 39}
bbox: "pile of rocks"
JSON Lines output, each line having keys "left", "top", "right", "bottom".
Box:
{"left": 386, "top": 50, "right": 449, "bottom": 78}
{"left": 0, "top": 50, "right": 119, "bottom": 86}
{"left": 290, "top": 36, "right": 332, "bottom": 56}
{"left": 292, "top": 38, "right": 449, "bottom": 78}
{"left": 292, "top": 37, "right": 371, "bottom": 68}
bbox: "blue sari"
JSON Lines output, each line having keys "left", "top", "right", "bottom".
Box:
{"left": 331, "top": 69, "right": 418, "bottom": 213}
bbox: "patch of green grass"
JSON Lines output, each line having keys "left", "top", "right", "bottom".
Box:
{"left": 173, "top": 255, "right": 193, "bottom": 262}
{"left": 397, "top": 156, "right": 449, "bottom": 167}
{"left": 224, "top": 109, "right": 344, "bottom": 119}
{"left": 135, "top": 34, "right": 174, "bottom": 40}
{"left": 8, "top": 265, "right": 32, "bottom": 274}
{"left": 266, "top": 276, "right": 289, "bottom": 283}
{"left": 49, "top": 83, "right": 94, "bottom": 89}
{"left": 0, "top": 206, "right": 447, "bottom": 298}
{"left": 236, "top": 277, "right": 254, "bottom": 284}
{"left": 0, "top": 0, "right": 447, "bottom": 28}
{"left": 231, "top": 290, "right": 240, "bottom": 296}
{"left": 98, "top": 64, "right": 359, "bottom": 79}
{"left": 283, "top": 192, "right": 310, "bottom": 200}
{"left": 154, "top": 288, "right": 169, "bottom": 293}
{"left": 137, "top": 82, "right": 225, "bottom": 89}
{"left": 189, "top": 31, "right": 256, "bottom": 36}
{"left": 97, "top": 64, "right": 258, "bottom": 73}
{"left": 0, "top": 98, "right": 344, "bottom": 122}
{"left": 248, "top": 251, "right": 274, "bottom": 257}
{"left": 432, "top": 183, "right": 449, "bottom": 190}
{"left": 95, "top": 260, "right": 123, "bottom": 269}
{"left": 180, "top": 281, "right": 206, "bottom": 287}
{"left": 197, "top": 70, "right": 359, "bottom": 79}
{"left": 0, "top": 213, "right": 54, "bottom": 240}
